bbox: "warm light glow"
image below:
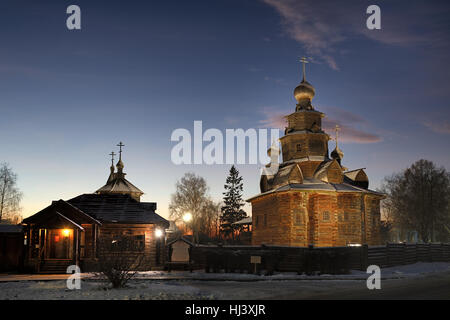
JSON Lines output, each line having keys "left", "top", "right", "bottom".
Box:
{"left": 155, "top": 229, "right": 163, "bottom": 238}
{"left": 183, "top": 212, "right": 192, "bottom": 222}
{"left": 62, "top": 229, "right": 70, "bottom": 237}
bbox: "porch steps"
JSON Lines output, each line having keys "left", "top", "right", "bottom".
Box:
{"left": 39, "top": 260, "right": 72, "bottom": 274}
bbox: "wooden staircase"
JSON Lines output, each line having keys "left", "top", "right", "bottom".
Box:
{"left": 39, "top": 259, "right": 73, "bottom": 274}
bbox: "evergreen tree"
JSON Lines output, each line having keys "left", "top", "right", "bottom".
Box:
{"left": 220, "top": 165, "right": 247, "bottom": 240}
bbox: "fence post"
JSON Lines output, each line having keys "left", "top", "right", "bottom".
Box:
{"left": 386, "top": 243, "right": 390, "bottom": 267}
{"left": 414, "top": 242, "right": 418, "bottom": 264}
{"left": 361, "top": 244, "right": 368, "bottom": 270}
{"left": 402, "top": 242, "right": 407, "bottom": 265}
{"left": 429, "top": 243, "right": 432, "bottom": 262}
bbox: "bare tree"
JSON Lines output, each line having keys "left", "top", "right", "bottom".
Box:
{"left": 381, "top": 159, "right": 450, "bottom": 243}
{"left": 0, "top": 163, "right": 23, "bottom": 224}
{"left": 169, "top": 172, "right": 219, "bottom": 244}
{"left": 199, "top": 199, "right": 221, "bottom": 240}
{"left": 97, "top": 235, "right": 145, "bottom": 288}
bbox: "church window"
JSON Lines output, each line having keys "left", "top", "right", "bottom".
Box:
{"left": 135, "top": 235, "right": 145, "bottom": 251}
{"left": 372, "top": 215, "right": 378, "bottom": 227}
{"left": 294, "top": 208, "right": 304, "bottom": 226}
{"left": 110, "top": 233, "right": 145, "bottom": 252}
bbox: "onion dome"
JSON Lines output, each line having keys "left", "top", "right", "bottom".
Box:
{"left": 116, "top": 159, "right": 124, "bottom": 173}
{"left": 330, "top": 125, "right": 343, "bottom": 164}
{"left": 331, "top": 146, "right": 344, "bottom": 162}
{"left": 294, "top": 80, "right": 315, "bottom": 102}
{"left": 294, "top": 57, "right": 315, "bottom": 111}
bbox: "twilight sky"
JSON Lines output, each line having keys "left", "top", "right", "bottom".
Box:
{"left": 1, "top": 0, "right": 449, "bottom": 220}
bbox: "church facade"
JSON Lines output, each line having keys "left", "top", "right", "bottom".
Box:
{"left": 248, "top": 61, "right": 384, "bottom": 247}
{"left": 22, "top": 144, "right": 169, "bottom": 273}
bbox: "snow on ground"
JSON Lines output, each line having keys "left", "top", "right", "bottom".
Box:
{"left": 0, "top": 280, "right": 217, "bottom": 300}
{"left": 0, "top": 262, "right": 449, "bottom": 300}
{"left": 131, "top": 262, "right": 450, "bottom": 280}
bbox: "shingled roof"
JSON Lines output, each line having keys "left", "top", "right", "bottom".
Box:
{"left": 96, "top": 174, "right": 144, "bottom": 197}
{"left": 247, "top": 178, "right": 385, "bottom": 201}
{"left": 67, "top": 193, "right": 169, "bottom": 226}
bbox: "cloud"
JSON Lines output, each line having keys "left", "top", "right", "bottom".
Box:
{"left": 258, "top": 105, "right": 382, "bottom": 144}
{"left": 423, "top": 120, "right": 450, "bottom": 135}
{"left": 261, "top": 0, "right": 448, "bottom": 70}
{"left": 262, "top": 0, "right": 349, "bottom": 70}
{"left": 259, "top": 107, "right": 287, "bottom": 128}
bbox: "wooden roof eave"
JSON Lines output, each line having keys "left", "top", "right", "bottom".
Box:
{"left": 246, "top": 182, "right": 386, "bottom": 202}
{"left": 62, "top": 200, "right": 102, "bottom": 225}
{"left": 55, "top": 212, "right": 85, "bottom": 231}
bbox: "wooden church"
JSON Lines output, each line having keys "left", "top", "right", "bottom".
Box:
{"left": 248, "top": 60, "right": 384, "bottom": 247}
{"left": 22, "top": 143, "right": 169, "bottom": 273}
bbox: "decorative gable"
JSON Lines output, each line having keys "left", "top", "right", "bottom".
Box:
{"left": 344, "top": 169, "right": 369, "bottom": 189}
{"left": 314, "top": 159, "right": 343, "bottom": 184}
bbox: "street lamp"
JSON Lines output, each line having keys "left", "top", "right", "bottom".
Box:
{"left": 183, "top": 212, "right": 192, "bottom": 222}
{"left": 155, "top": 228, "right": 163, "bottom": 238}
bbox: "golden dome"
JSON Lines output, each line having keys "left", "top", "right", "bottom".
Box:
{"left": 294, "top": 79, "right": 315, "bottom": 102}
{"left": 116, "top": 159, "right": 124, "bottom": 171}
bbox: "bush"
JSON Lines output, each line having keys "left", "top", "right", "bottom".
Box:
{"left": 97, "top": 235, "right": 144, "bottom": 288}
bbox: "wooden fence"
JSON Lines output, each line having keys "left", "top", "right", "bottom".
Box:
{"left": 190, "top": 243, "right": 450, "bottom": 275}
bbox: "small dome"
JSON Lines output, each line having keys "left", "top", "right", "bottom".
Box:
{"left": 294, "top": 80, "right": 315, "bottom": 102}
{"left": 116, "top": 159, "right": 124, "bottom": 171}
{"left": 331, "top": 146, "right": 344, "bottom": 161}
{"left": 267, "top": 142, "right": 281, "bottom": 157}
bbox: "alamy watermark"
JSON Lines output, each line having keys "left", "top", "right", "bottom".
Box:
{"left": 366, "top": 265, "right": 381, "bottom": 290}
{"left": 66, "top": 265, "right": 81, "bottom": 290}
{"left": 171, "top": 121, "right": 281, "bottom": 175}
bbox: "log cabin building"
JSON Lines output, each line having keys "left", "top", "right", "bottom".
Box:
{"left": 248, "top": 60, "right": 384, "bottom": 247}
{"left": 22, "top": 144, "right": 169, "bottom": 273}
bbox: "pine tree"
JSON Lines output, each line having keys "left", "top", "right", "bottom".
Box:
{"left": 220, "top": 165, "right": 247, "bottom": 240}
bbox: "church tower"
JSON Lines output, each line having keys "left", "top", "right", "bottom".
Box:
{"left": 249, "top": 59, "right": 384, "bottom": 247}
{"left": 96, "top": 142, "right": 144, "bottom": 202}
{"left": 280, "top": 57, "right": 330, "bottom": 177}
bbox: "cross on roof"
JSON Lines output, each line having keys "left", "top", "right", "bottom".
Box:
{"left": 334, "top": 125, "right": 341, "bottom": 147}
{"left": 300, "top": 57, "right": 309, "bottom": 81}
{"left": 117, "top": 141, "right": 125, "bottom": 159}
{"left": 109, "top": 151, "right": 116, "bottom": 165}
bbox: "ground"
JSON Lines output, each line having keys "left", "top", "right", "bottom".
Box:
{"left": 0, "top": 262, "right": 449, "bottom": 300}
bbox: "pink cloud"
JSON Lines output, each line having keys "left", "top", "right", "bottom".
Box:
{"left": 258, "top": 107, "right": 287, "bottom": 128}
{"left": 261, "top": 0, "right": 448, "bottom": 70}
{"left": 258, "top": 105, "right": 382, "bottom": 144}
